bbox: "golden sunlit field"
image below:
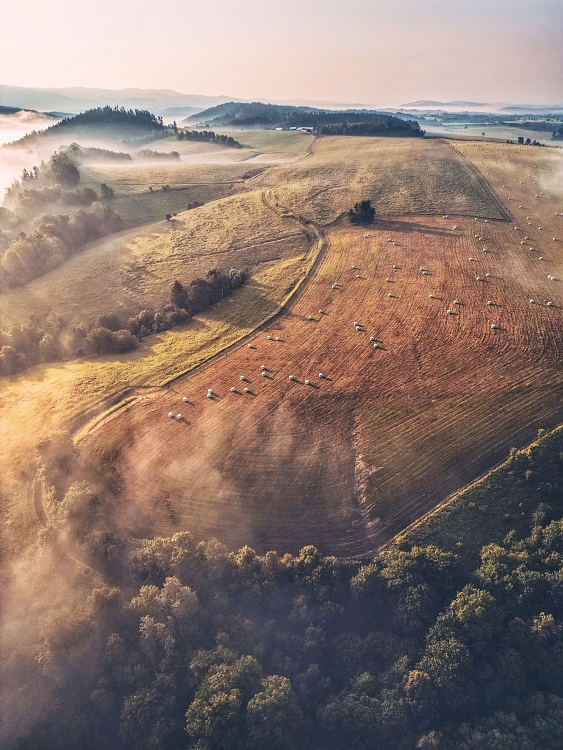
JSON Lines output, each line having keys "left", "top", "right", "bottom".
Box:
{"left": 2, "top": 132, "right": 563, "bottom": 560}
{"left": 254, "top": 136, "right": 507, "bottom": 224}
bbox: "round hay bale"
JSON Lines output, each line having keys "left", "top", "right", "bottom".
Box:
{"left": 183, "top": 397, "right": 188, "bottom": 402}
{"left": 168, "top": 412, "right": 174, "bottom": 418}
{"left": 230, "top": 387, "right": 236, "bottom": 392}
{"left": 305, "top": 379, "right": 311, "bottom": 385}
{"left": 243, "top": 387, "right": 250, "bottom": 393}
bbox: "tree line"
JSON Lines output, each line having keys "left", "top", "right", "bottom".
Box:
{"left": 177, "top": 129, "right": 243, "bottom": 148}
{"left": 0, "top": 268, "right": 246, "bottom": 376}
{"left": 319, "top": 119, "right": 423, "bottom": 137}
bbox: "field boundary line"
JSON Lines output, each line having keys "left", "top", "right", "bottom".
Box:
{"left": 375, "top": 424, "right": 563, "bottom": 558}
{"left": 445, "top": 139, "right": 512, "bottom": 221}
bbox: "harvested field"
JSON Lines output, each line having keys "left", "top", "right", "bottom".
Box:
{"left": 0, "top": 254, "right": 311, "bottom": 539}
{"left": 4, "top": 135, "right": 563, "bottom": 557}
{"left": 80, "top": 168, "right": 563, "bottom": 554}
{"left": 254, "top": 137, "right": 506, "bottom": 224}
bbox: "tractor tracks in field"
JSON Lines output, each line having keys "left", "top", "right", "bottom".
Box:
{"left": 76, "top": 187, "right": 332, "bottom": 442}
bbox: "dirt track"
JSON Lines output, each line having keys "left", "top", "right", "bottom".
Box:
{"left": 81, "top": 140, "right": 563, "bottom": 555}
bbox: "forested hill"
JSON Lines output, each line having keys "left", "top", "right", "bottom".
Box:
{"left": 185, "top": 102, "right": 424, "bottom": 136}
{"left": 5, "top": 106, "right": 173, "bottom": 148}
{"left": 54, "top": 106, "right": 165, "bottom": 130}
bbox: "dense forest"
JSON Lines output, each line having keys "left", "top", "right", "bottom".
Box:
{"left": 184, "top": 102, "right": 321, "bottom": 127}
{"left": 319, "top": 119, "right": 422, "bottom": 137}
{"left": 8, "top": 425, "right": 563, "bottom": 750}
{"left": 505, "top": 121, "right": 561, "bottom": 134}
{"left": 185, "top": 102, "right": 424, "bottom": 136}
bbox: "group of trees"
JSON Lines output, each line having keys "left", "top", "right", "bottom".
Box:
{"left": 552, "top": 126, "right": 563, "bottom": 140}
{"left": 62, "top": 142, "right": 133, "bottom": 163}
{"left": 170, "top": 268, "right": 246, "bottom": 314}
{"left": 318, "top": 119, "right": 423, "bottom": 137}
{"left": 17, "top": 434, "right": 563, "bottom": 750}
{"left": 349, "top": 199, "right": 376, "bottom": 224}
{"left": 137, "top": 149, "right": 181, "bottom": 161}
{"left": 0, "top": 151, "right": 122, "bottom": 286}
{"left": 517, "top": 137, "right": 543, "bottom": 146}
{"left": 177, "top": 129, "right": 243, "bottom": 148}
{"left": 0, "top": 268, "right": 247, "bottom": 376}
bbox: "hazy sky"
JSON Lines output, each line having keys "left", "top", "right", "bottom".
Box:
{"left": 2, "top": 0, "right": 562, "bottom": 105}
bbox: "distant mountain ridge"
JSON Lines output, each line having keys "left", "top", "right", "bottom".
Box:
{"left": 402, "top": 99, "right": 563, "bottom": 114}
{"left": 0, "top": 85, "right": 241, "bottom": 115}
{"left": 0, "top": 85, "right": 372, "bottom": 117}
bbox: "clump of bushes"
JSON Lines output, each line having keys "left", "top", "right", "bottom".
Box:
{"left": 177, "top": 129, "right": 243, "bottom": 148}
{"left": 136, "top": 149, "right": 180, "bottom": 161}
{"left": 348, "top": 199, "right": 375, "bottom": 224}
{"left": 185, "top": 200, "right": 204, "bottom": 211}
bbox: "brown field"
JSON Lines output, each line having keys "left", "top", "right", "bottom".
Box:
{"left": 3, "top": 135, "right": 563, "bottom": 557}
{"left": 78, "top": 138, "right": 563, "bottom": 555}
